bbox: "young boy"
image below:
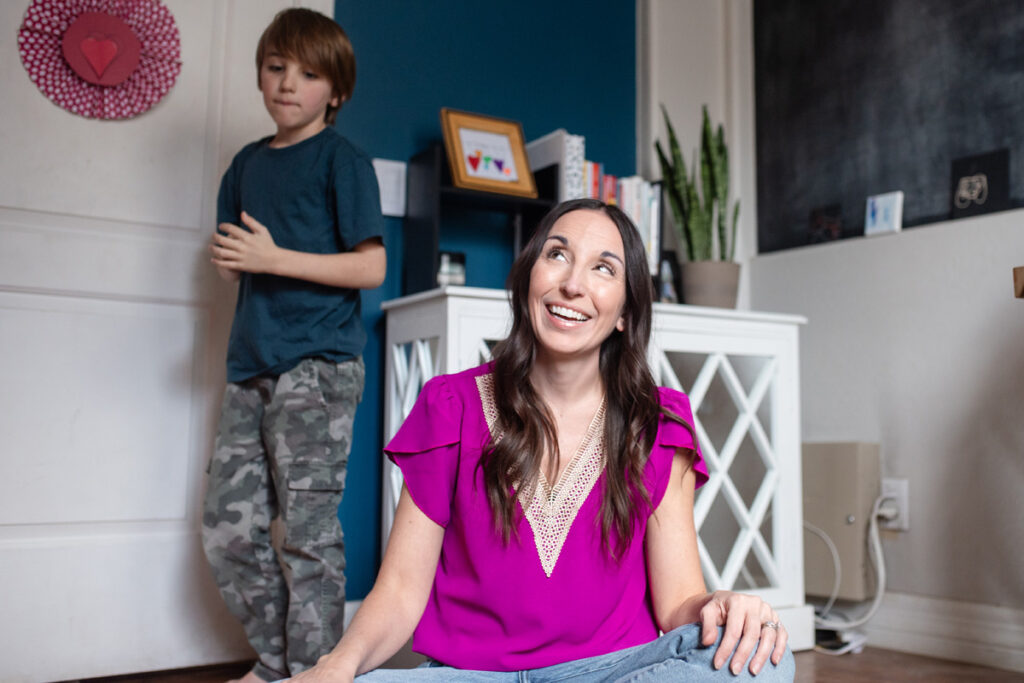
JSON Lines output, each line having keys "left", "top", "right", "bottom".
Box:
{"left": 202, "top": 8, "right": 385, "bottom": 682}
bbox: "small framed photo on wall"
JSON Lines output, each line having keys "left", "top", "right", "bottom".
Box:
{"left": 950, "top": 148, "right": 1009, "bottom": 219}
{"left": 440, "top": 108, "right": 537, "bottom": 198}
{"left": 864, "top": 191, "right": 904, "bottom": 237}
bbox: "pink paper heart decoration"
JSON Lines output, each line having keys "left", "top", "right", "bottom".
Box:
{"left": 80, "top": 36, "right": 118, "bottom": 77}
{"left": 19, "top": 0, "right": 182, "bottom": 119}
{"left": 58, "top": 11, "right": 140, "bottom": 87}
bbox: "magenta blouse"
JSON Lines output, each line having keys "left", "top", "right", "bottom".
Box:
{"left": 385, "top": 363, "right": 707, "bottom": 671}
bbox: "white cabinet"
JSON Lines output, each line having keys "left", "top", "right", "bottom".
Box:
{"left": 381, "top": 286, "right": 813, "bottom": 649}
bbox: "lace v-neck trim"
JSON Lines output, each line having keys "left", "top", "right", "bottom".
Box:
{"left": 476, "top": 373, "right": 606, "bottom": 578}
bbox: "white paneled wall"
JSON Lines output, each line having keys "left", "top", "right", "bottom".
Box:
{"left": 0, "top": 2, "right": 331, "bottom": 680}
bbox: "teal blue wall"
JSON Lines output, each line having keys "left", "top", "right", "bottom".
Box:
{"left": 333, "top": 0, "right": 636, "bottom": 598}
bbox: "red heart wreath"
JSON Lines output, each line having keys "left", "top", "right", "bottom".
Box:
{"left": 18, "top": 0, "right": 182, "bottom": 120}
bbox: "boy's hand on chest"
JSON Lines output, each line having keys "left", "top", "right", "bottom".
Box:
{"left": 210, "top": 210, "right": 282, "bottom": 275}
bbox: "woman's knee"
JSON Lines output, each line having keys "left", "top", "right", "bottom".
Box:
{"left": 663, "top": 625, "right": 794, "bottom": 682}
{"left": 699, "top": 639, "right": 794, "bottom": 682}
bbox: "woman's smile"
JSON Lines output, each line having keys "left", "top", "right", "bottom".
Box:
{"left": 528, "top": 209, "right": 627, "bottom": 362}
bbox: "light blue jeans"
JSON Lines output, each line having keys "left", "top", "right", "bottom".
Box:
{"left": 355, "top": 624, "right": 795, "bottom": 682}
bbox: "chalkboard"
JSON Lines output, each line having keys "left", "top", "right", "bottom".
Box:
{"left": 754, "top": 0, "right": 1024, "bottom": 253}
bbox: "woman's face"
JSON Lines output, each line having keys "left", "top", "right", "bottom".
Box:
{"left": 527, "top": 209, "right": 627, "bottom": 363}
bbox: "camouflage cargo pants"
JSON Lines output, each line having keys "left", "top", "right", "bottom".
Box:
{"left": 202, "top": 357, "right": 364, "bottom": 681}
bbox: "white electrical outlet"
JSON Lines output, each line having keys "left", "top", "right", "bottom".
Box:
{"left": 881, "top": 478, "right": 910, "bottom": 531}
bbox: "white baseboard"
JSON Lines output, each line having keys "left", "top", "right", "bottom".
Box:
{"left": 778, "top": 605, "right": 816, "bottom": 652}
{"left": 864, "top": 592, "right": 1024, "bottom": 673}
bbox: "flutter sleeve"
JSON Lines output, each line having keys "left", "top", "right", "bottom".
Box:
{"left": 648, "top": 386, "right": 709, "bottom": 511}
{"left": 384, "top": 375, "right": 463, "bottom": 528}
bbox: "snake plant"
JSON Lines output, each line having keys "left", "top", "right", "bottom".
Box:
{"left": 655, "top": 104, "right": 739, "bottom": 262}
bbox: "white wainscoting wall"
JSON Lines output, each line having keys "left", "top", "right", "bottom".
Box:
{"left": 0, "top": 2, "right": 331, "bottom": 681}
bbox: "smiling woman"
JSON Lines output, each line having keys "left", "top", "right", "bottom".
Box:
{"left": 283, "top": 199, "right": 794, "bottom": 682}
{"left": 483, "top": 199, "right": 668, "bottom": 551}
{"left": 527, "top": 208, "right": 627, "bottom": 366}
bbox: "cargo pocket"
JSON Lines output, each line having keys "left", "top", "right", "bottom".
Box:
{"left": 284, "top": 462, "right": 346, "bottom": 547}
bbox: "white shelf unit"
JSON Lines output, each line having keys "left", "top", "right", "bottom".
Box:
{"left": 381, "top": 286, "right": 813, "bottom": 649}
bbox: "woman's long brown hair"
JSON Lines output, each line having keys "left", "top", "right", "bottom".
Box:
{"left": 481, "top": 199, "right": 679, "bottom": 559}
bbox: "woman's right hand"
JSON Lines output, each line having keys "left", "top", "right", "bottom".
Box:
{"left": 285, "top": 654, "right": 355, "bottom": 683}
{"left": 698, "top": 590, "right": 788, "bottom": 675}
{"left": 284, "top": 486, "right": 444, "bottom": 683}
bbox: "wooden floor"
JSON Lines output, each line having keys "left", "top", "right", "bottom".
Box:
{"left": 66, "top": 648, "right": 1024, "bottom": 682}
{"left": 792, "top": 648, "right": 1023, "bottom": 682}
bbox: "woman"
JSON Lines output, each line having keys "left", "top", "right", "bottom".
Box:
{"left": 292, "top": 199, "right": 794, "bottom": 681}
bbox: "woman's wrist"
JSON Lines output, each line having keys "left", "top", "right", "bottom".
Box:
{"left": 315, "top": 650, "right": 359, "bottom": 678}
{"left": 664, "top": 592, "right": 711, "bottom": 631}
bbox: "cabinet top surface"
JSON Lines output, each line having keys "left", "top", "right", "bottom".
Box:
{"left": 381, "top": 286, "right": 509, "bottom": 310}
{"left": 382, "top": 287, "right": 806, "bottom": 325}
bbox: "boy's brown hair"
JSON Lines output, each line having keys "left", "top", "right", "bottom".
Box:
{"left": 255, "top": 8, "right": 355, "bottom": 125}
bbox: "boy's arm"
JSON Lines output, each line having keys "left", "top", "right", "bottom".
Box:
{"left": 213, "top": 156, "right": 243, "bottom": 283}
{"left": 213, "top": 256, "right": 241, "bottom": 283}
{"left": 210, "top": 211, "right": 386, "bottom": 289}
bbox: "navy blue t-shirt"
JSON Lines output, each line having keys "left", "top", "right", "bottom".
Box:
{"left": 217, "top": 127, "right": 384, "bottom": 382}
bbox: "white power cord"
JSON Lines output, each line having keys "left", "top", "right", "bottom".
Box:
{"left": 806, "top": 494, "right": 899, "bottom": 653}
{"left": 802, "top": 520, "right": 842, "bottom": 618}
{"left": 815, "top": 630, "right": 868, "bottom": 656}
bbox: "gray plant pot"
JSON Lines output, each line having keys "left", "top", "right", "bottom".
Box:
{"left": 680, "top": 261, "right": 740, "bottom": 308}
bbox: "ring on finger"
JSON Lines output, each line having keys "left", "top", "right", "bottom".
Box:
{"left": 761, "top": 620, "right": 780, "bottom": 630}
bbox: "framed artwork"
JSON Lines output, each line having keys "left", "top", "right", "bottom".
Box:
{"left": 440, "top": 108, "right": 537, "bottom": 198}
{"left": 950, "top": 148, "right": 1009, "bottom": 219}
{"left": 808, "top": 204, "right": 842, "bottom": 244}
{"left": 864, "top": 190, "right": 904, "bottom": 237}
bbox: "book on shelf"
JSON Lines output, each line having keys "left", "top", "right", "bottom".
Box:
{"left": 601, "top": 173, "right": 618, "bottom": 205}
{"left": 525, "top": 128, "right": 585, "bottom": 202}
{"left": 617, "top": 176, "right": 661, "bottom": 275}
{"left": 646, "top": 183, "right": 662, "bottom": 276}
{"left": 584, "top": 160, "right": 603, "bottom": 199}
{"left": 525, "top": 128, "right": 661, "bottom": 275}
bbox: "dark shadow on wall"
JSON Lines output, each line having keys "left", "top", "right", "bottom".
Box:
{"left": 754, "top": 0, "right": 1024, "bottom": 253}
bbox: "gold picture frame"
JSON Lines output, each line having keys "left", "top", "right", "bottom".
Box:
{"left": 440, "top": 108, "right": 537, "bottom": 198}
